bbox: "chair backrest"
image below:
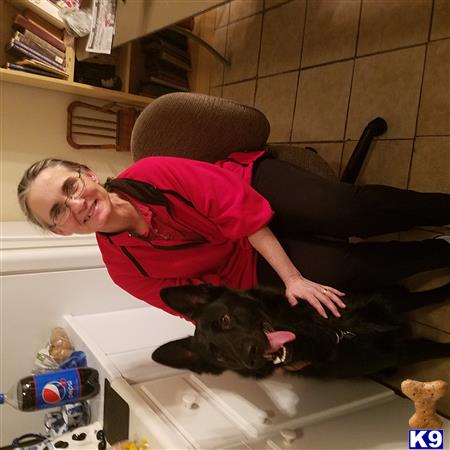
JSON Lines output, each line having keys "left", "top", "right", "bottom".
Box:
{"left": 67, "top": 101, "right": 140, "bottom": 152}
{"left": 131, "top": 93, "right": 270, "bottom": 162}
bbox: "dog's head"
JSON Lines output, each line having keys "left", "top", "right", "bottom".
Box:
{"left": 152, "top": 285, "right": 296, "bottom": 377}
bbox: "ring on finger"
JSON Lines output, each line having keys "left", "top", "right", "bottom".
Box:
{"left": 322, "top": 287, "right": 329, "bottom": 294}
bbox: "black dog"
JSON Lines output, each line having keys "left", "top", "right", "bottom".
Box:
{"left": 152, "top": 283, "right": 450, "bottom": 379}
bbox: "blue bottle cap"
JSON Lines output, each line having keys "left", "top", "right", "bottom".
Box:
{"left": 59, "top": 351, "right": 87, "bottom": 369}
{"left": 0, "top": 393, "right": 4, "bottom": 404}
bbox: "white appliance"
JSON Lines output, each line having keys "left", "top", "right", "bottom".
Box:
{"left": 64, "top": 308, "right": 450, "bottom": 450}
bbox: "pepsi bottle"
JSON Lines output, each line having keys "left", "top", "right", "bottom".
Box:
{"left": 0, "top": 368, "right": 99, "bottom": 411}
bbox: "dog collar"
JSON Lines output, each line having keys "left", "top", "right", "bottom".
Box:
{"left": 269, "top": 329, "right": 356, "bottom": 367}
{"left": 335, "top": 329, "right": 356, "bottom": 344}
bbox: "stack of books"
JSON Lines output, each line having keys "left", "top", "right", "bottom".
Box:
{"left": 5, "top": 11, "right": 68, "bottom": 80}
{"left": 139, "top": 28, "right": 191, "bottom": 98}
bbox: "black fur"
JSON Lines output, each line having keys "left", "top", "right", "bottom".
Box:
{"left": 152, "top": 283, "right": 450, "bottom": 379}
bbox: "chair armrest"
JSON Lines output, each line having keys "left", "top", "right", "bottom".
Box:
{"left": 269, "top": 145, "right": 337, "bottom": 181}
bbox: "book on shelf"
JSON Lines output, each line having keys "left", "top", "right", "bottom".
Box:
{"left": 13, "top": 59, "right": 68, "bottom": 78}
{"left": 139, "top": 82, "right": 180, "bottom": 98}
{"left": 142, "top": 37, "right": 190, "bottom": 64}
{"left": 13, "top": 14, "right": 66, "bottom": 53}
{"left": 13, "top": 30, "right": 65, "bottom": 65}
{"left": 150, "top": 71, "right": 189, "bottom": 88}
{"left": 48, "top": 0, "right": 68, "bottom": 7}
{"left": 22, "top": 10, "right": 65, "bottom": 39}
{"left": 16, "top": 0, "right": 65, "bottom": 30}
{"left": 145, "top": 59, "right": 189, "bottom": 81}
{"left": 154, "top": 29, "right": 189, "bottom": 52}
{"left": 145, "top": 50, "right": 191, "bottom": 72}
{"left": 7, "top": 38, "right": 65, "bottom": 70}
{"left": 145, "top": 75, "right": 189, "bottom": 92}
{"left": 6, "top": 61, "right": 66, "bottom": 79}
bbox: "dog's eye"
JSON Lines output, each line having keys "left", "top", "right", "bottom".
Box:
{"left": 219, "top": 314, "right": 231, "bottom": 329}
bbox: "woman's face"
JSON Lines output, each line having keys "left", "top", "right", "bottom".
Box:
{"left": 26, "top": 165, "right": 113, "bottom": 235}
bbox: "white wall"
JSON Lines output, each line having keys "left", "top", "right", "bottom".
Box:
{"left": 0, "top": 81, "right": 133, "bottom": 222}
{"left": 0, "top": 222, "right": 144, "bottom": 445}
{"left": 0, "top": 81, "right": 138, "bottom": 443}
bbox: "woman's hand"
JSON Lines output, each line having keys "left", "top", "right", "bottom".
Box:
{"left": 285, "top": 274, "right": 345, "bottom": 318}
{"left": 247, "top": 227, "right": 345, "bottom": 318}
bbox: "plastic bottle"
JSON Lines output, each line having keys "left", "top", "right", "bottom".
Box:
{"left": 0, "top": 367, "right": 100, "bottom": 411}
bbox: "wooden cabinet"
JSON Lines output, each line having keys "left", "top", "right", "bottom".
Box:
{"left": 65, "top": 307, "right": 413, "bottom": 449}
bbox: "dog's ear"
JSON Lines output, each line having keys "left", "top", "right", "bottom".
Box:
{"left": 160, "top": 284, "right": 223, "bottom": 319}
{"left": 152, "top": 337, "right": 224, "bottom": 375}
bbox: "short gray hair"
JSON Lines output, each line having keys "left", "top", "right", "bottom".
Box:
{"left": 17, "top": 158, "right": 88, "bottom": 229}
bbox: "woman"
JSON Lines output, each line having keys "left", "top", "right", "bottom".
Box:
{"left": 17, "top": 150, "right": 450, "bottom": 320}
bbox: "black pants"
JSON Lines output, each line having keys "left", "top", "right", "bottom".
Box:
{"left": 252, "top": 158, "right": 450, "bottom": 290}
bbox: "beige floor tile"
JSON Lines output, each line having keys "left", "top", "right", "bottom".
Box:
{"left": 265, "top": 0, "right": 290, "bottom": 8}
{"left": 411, "top": 302, "right": 450, "bottom": 334}
{"left": 301, "top": 142, "right": 343, "bottom": 175}
{"left": 355, "top": 232, "right": 401, "bottom": 243}
{"left": 255, "top": 71, "right": 298, "bottom": 142}
{"left": 215, "top": 2, "right": 230, "bottom": 29}
{"left": 224, "top": 14, "right": 262, "bottom": 83}
{"left": 210, "top": 26, "right": 227, "bottom": 87}
{"left": 409, "top": 137, "right": 450, "bottom": 194}
{"left": 411, "top": 314, "right": 450, "bottom": 340}
{"left": 375, "top": 323, "right": 450, "bottom": 417}
{"left": 292, "top": 60, "right": 353, "bottom": 141}
{"left": 417, "top": 39, "right": 450, "bottom": 136}
{"left": 209, "top": 85, "right": 223, "bottom": 97}
{"left": 358, "top": 0, "right": 432, "bottom": 56}
{"left": 346, "top": 46, "right": 426, "bottom": 140}
{"left": 222, "top": 79, "right": 256, "bottom": 106}
{"left": 301, "top": 0, "right": 360, "bottom": 68}
{"left": 402, "top": 268, "right": 450, "bottom": 295}
{"left": 259, "top": 0, "right": 306, "bottom": 77}
{"left": 377, "top": 358, "right": 450, "bottom": 416}
{"left": 399, "top": 236, "right": 450, "bottom": 301}
{"left": 341, "top": 139, "right": 413, "bottom": 188}
{"left": 270, "top": 143, "right": 341, "bottom": 179}
{"left": 229, "top": 0, "right": 264, "bottom": 22}
{"left": 430, "top": 0, "right": 450, "bottom": 40}
{"left": 399, "top": 229, "right": 439, "bottom": 242}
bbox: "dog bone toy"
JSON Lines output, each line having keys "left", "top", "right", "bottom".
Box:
{"left": 401, "top": 379, "right": 448, "bottom": 429}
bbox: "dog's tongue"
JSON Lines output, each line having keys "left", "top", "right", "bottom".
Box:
{"left": 265, "top": 331, "right": 296, "bottom": 353}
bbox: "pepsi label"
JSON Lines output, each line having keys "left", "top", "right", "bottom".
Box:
{"left": 34, "top": 369, "right": 81, "bottom": 409}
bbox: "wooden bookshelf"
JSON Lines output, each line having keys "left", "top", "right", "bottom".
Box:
{"left": 1, "top": 0, "right": 153, "bottom": 107}
{"left": 0, "top": 68, "right": 152, "bottom": 107}
{"left": 1, "top": 0, "right": 226, "bottom": 104}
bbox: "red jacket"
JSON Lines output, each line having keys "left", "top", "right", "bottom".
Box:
{"left": 96, "top": 151, "right": 273, "bottom": 318}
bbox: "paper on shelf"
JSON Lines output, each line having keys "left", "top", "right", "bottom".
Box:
{"left": 85, "top": 0, "right": 117, "bottom": 54}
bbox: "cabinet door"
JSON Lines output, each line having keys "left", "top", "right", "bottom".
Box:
{"left": 137, "top": 375, "right": 246, "bottom": 449}
{"left": 190, "top": 372, "right": 395, "bottom": 438}
{"left": 246, "top": 398, "right": 450, "bottom": 450}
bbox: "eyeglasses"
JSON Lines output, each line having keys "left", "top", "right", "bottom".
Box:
{"left": 49, "top": 168, "right": 86, "bottom": 229}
